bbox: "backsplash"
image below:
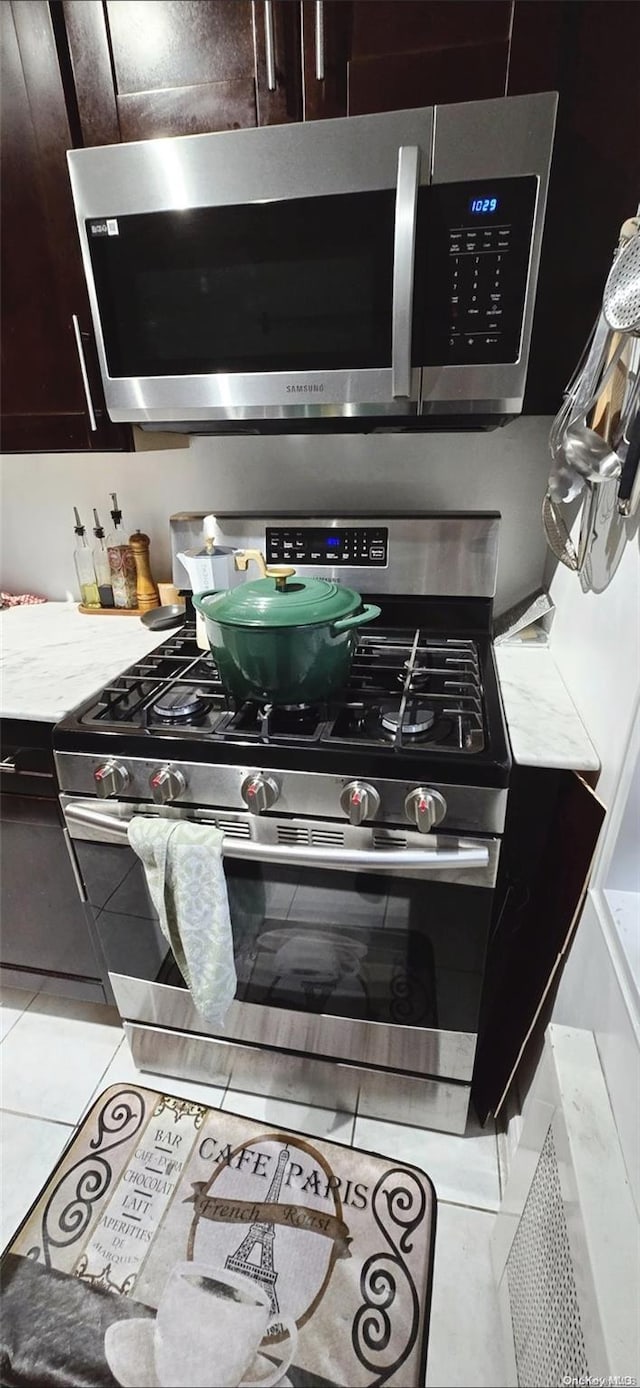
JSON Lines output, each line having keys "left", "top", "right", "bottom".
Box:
{"left": 0, "top": 415, "right": 552, "bottom": 615}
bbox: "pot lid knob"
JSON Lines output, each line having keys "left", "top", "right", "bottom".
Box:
{"left": 268, "top": 565, "right": 296, "bottom": 592}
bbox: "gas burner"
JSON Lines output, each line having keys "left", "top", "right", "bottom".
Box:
{"left": 402, "top": 660, "right": 431, "bottom": 686}
{"left": 258, "top": 701, "right": 326, "bottom": 739}
{"left": 223, "top": 699, "right": 326, "bottom": 741}
{"left": 152, "top": 687, "right": 211, "bottom": 722}
{"left": 261, "top": 701, "right": 319, "bottom": 717}
{"left": 382, "top": 705, "right": 436, "bottom": 737}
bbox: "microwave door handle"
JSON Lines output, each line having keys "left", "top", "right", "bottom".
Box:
{"left": 264, "top": 0, "right": 277, "bottom": 91}
{"left": 391, "top": 145, "right": 420, "bottom": 400}
{"left": 63, "top": 802, "right": 489, "bottom": 873}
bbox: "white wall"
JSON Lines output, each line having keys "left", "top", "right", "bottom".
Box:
{"left": 549, "top": 507, "right": 639, "bottom": 977}
{"left": 547, "top": 493, "right": 640, "bottom": 809}
{"left": 546, "top": 489, "right": 640, "bottom": 1206}
{"left": 0, "top": 415, "right": 553, "bottom": 615}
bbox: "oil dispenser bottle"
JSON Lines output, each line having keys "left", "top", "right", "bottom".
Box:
{"left": 92, "top": 510, "right": 114, "bottom": 607}
{"left": 106, "top": 493, "right": 137, "bottom": 608}
{"left": 73, "top": 508, "right": 100, "bottom": 608}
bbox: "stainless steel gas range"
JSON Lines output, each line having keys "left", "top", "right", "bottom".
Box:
{"left": 55, "top": 514, "right": 511, "bottom": 1135}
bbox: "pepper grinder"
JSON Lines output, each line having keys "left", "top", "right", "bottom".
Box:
{"left": 129, "top": 530, "right": 160, "bottom": 612}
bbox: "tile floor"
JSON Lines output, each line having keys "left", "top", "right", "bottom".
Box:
{"left": 0, "top": 986, "right": 511, "bottom": 1386}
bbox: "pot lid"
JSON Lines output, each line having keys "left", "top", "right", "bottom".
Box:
{"left": 198, "top": 570, "right": 362, "bottom": 628}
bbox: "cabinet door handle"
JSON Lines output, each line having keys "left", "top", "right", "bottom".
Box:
{"left": 391, "top": 145, "right": 420, "bottom": 400}
{"left": 0, "top": 755, "right": 50, "bottom": 779}
{"left": 71, "top": 315, "right": 97, "bottom": 432}
{"left": 264, "top": 0, "right": 277, "bottom": 91}
{"left": 315, "top": 1, "right": 325, "bottom": 81}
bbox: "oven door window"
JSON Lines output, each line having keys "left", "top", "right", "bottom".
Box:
{"left": 87, "top": 191, "right": 394, "bottom": 377}
{"left": 76, "top": 842, "right": 493, "bottom": 1036}
{"left": 225, "top": 863, "right": 491, "bottom": 1034}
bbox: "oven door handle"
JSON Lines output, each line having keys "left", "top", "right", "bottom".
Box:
{"left": 63, "top": 802, "right": 490, "bottom": 873}
{"left": 391, "top": 144, "right": 420, "bottom": 400}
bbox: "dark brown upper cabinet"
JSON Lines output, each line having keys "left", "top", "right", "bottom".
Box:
{"left": 507, "top": 0, "right": 640, "bottom": 413}
{"left": 62, "top": 0, "right": 302, "bottom": 145}
{"left": 0, "top": 0, "right": 127, "bottom": 452}
{"left": 301, "top": 1, "right": 513, "bottom": 120}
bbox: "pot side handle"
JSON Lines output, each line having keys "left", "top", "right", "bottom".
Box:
{"left": 332, "top": 603, "right": 381, "bottom": 634}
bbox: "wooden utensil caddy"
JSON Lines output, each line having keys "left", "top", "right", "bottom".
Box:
{"left": 77, "top": 604, "right": 147, "bottom": 616}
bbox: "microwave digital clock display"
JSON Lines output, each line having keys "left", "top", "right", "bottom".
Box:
{"left": 469, "top": 196, "right": 499, "bottom": 214}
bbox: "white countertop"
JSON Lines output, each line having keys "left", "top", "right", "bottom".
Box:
{"left": 495, "top": 644, "right": 600, "bottom": 773}
{"left": 0, "top": 602, "right": 165, "bottom": 722}
{"left": 0, "top": 602, "right": 601, "bottom": 774}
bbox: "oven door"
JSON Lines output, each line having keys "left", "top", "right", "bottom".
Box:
{"left": 62, "top": 798, "right": 500, "bottom": 1083}
{"left": 68, "top": 112, "right": 429, "bottom": 425}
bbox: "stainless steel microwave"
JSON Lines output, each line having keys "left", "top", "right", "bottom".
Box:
{"left": 67, "top": 92, "right": 557, "bottom": 434}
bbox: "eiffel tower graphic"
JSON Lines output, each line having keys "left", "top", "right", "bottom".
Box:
{"left": 224, "top": 1146, "right": 290, "bottom": 1317}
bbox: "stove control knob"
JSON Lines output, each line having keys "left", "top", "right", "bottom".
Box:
{"left": 149, "top": 764, "right": 186, "bottom": 805}
{"left": 94, "top": 759, "right": 130, "bottom": 799}
{"left": 340, "top": 781, "right": 381, "bottom": 826}
{"left": 241, "top": 773, "right": 280, "bottom": 815}
{"left": 404, "top": 787, "right": 447, "bottom": 834}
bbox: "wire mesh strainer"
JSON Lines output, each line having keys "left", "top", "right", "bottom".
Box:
{"left": 603, "top": 232, "right": 640, "bottom": 332}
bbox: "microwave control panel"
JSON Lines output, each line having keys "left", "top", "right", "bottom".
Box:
{"left": 266, "top": 526, "right": 389, "bottom": 566}
{"left": 416, "top": 175, "right": 539, "bottom": 366}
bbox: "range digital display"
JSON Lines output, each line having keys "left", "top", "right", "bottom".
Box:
{"left": 266, "top": 526, "right": 388, "bottom": 566}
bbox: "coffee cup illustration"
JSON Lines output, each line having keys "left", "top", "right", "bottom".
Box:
{"left": 105, "top": 1262, "right": 297, "bottom": 1388}
{"left": 156, "top": 1263, "right": 297, "bottom": 1387}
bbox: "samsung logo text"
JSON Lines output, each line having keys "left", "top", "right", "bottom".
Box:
{"left": 285, "top": 383, "right": 325, "bottom": 394}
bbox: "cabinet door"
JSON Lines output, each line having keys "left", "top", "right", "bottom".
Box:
{"left": 301, "top": 0, "right": 512, "bottom": 120}
{"left": 507, "top": 0, "right": 640, "bottom": 413}
{"left": 62, "top": 0, "right": 301, "bottom": 145}
{"left": 0, "top": 793, "right": 104, "bottom": 983}
{"left": 0, "top": 1, "right": 127, "bottom": 452}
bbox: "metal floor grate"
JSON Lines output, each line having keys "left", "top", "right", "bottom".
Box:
{"left": 506, "top": 1126, "right": 589, "bottom": 1387}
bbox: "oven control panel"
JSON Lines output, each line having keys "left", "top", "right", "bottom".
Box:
{"left": 266, "top": 526, "right": 388, "bottom": 566}
{"left": 57, "top": 757, "right": 508, "bottom": 833}
{"left": 416, "top": 175, "right": 539, "bottom": 366}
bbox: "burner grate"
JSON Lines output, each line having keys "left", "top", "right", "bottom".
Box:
{"left": 79, "top": 623, "right": 487, "bottom": 754}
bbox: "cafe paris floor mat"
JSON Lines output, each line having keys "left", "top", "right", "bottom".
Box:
{"left": 1, "top": 1085, "right": 436, "bottom": 1388}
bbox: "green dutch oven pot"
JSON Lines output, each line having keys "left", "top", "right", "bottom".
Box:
{"left": 192, "top": 550, "right": 381, "bottom": 705}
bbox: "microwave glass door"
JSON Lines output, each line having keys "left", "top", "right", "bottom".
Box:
{"left": 86, "top": 192, "right": 395, "bottom": 378}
